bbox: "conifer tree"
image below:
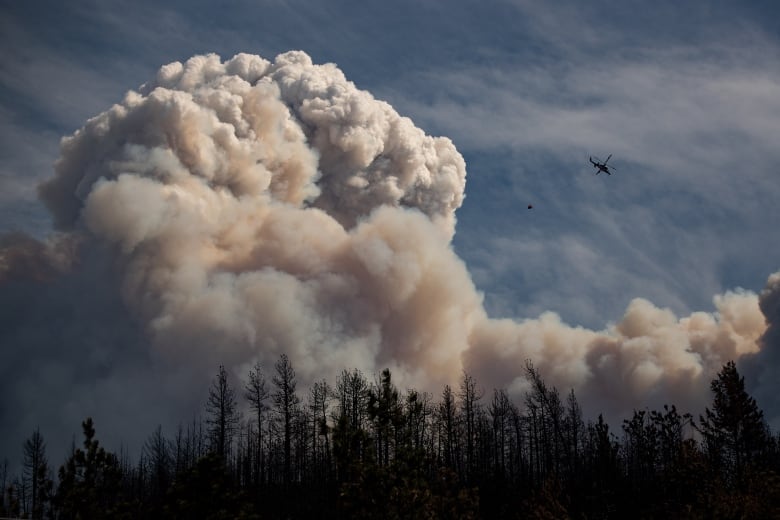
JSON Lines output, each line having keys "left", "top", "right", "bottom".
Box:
{"left": 272, "top": 353, "right": 300, "bottom": 484}
{"left": 368, "top": 369, "right": 401, "bottom": 467}
{"left": 305, "top": 379, "right": 333, "bottom": 486}
{"left": 333, "top": 369, "right": 371, "bottom": 483}
{"left": 488, "top": 389, "right": 512, "bottom": 475}
{"left": 439, "top": 385, "right": 457, "bottom": 469}
{"left": 206, "top": 365, "right": 240, "bottom": 460}
{"left": 54, "top": 418, "right": 123, "bottom": 518}
{"left": 244, "top": 361, "right": 269, "bottom": 485}
{"left": 22, "top": 428, "right": 52, "bottom": 519}
{"left": 142, "top": 425, "right": 171, "bottom": 508}
{"left": 697, "top": 360, "right": 768, "bottom": 480}
{"left": 459, "top": 372, "right": 482, "bottom": 481}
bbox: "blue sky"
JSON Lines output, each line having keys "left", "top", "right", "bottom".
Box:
{"left": 2, "top": 0, "right": 780, "bottom": 461}
{"left": 3, "top": 0, "right": 779, "bottom": 328}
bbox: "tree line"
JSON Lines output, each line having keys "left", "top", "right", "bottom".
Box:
{"left": 2, "top": 357, "right": 780, "bottom": 518}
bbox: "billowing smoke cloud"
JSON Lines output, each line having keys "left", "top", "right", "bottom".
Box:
{"left": 1, "top": 51, "right": 776, "bottom": 460}
{"left": 741, "top": 273, "right": 780, "bottom": 428}
{"left": 36, "top": 51, "right": 472, "bottom": 388}
{"left": 468, "top": 289, "right": 766, "bottom": 421}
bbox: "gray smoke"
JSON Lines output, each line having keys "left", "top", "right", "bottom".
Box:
{"left": 741, "top": 272, "right": 780, "bottom": 428}
{"left": 1, "top": 51, "right": 776, "bottom": 462}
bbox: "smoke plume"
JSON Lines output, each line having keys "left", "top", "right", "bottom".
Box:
{"left": 1, "top": 51, "right": 776, "bottom": 457}
{"left": 741, "top": 272, "right": 780, "bottom": 428}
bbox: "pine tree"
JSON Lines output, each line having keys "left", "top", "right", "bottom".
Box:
{"left": 564, "top": 389, "right": 585, "bottom": 481}
{"left": 524, "top": 361, "right": 566, "bottom": 481}
{"left": 488, "top": 389, "right": 512, "bottom": 476}
{"left": 649, "top": 404, "right": 692, "bottom": 476}
{"left": 244, "top": 361, "right": 269, "bottom": 485}
{"left": 272, "top": 353, "right": 300, "bottom": 484}
{"left": 22, "top": 428, "right": 52, "bottom": 519}
{"left": 206, "top": 364, "right": 240, "bottom": 460}
{"left": 622, "top": 410, "right": 658, "bottom": 499}
{"left": 54, "top": 418, "right": 124, "bottom": 519}
{"left": 333, "top": 369, "right": 371, "bottom": 483}
{"left": 142, "top": 425, "right": 171, "bottom": 510}
{"left": 308, "top": 379, "right": 332, "bottom": 481}
{"left": 368, "top": 368, "right": 401, "bottom": 467}
{"left": 697, "top": 360, "right": 768, "bottom": 481}
{"left": 438, "top": 385, "right": 457, "bottom": 469}
{"left": 459, "top": 371, "right": 482, "bottom": 482}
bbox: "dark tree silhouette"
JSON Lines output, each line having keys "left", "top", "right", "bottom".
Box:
{"left": 22, "top": 428, "right": 52, "bottom": 519}
{"left": 488, "top": 388, "right": 512, "bottom": 476}
{"left": 621, "top": 408, "right": 668, "bottom": 517}
{"left": 0, "top": 458, "right": 8, "bottom": 515}
{"left": 54, "top": 418, "right": 124, "bottom": 519}
{"left": 368, "top": 368, "right": 401, "bottom": 468}
{"left": 459, "top": 371, "right": 482, "bottom": 482}
{"left": 694, "top": 361, "right": 780, "bottom": 517}
{"left": 438, "top": 384, "right": 458, "bottom": 469}
{"left": 333, "top": 369, "right": 371, "bottom": 484}
{"left": 697, "top": 360, "right": 768, "bottom": 480}
{"left": 244, "top": 360, "right": 269, "bottom": 486}
{"left": 404, "top": 389, "right": 432, "bottom": 454}
{"left": 6, "top": 359, "right": 780, "bottom": 519}
{"left": 164, "top": 452, "right": 255, "bottom": 519}
{"left": 272, "top": 353, "right": 299, "bottom": 484}
{"left": 308, "top": 379, "right": 333, "bottom": 482}
{"left": 650, "top": 405, "right": 697, "bottom": 513}
{"left": 142, "top": 424, "right": 171, "bottom": 511}
{"left": 564, "top": 389, "right": 585, "bottom": 482}
{"left": 583, "top": 414, "right": 620, "bottom": 516}
{"left": 650, "top": 404, "right": 692, "bottom": 475}
{"left": 524, "top": 361, "right": 567, "bottom": 484}
{"left": 206, "top": 364, "right": 240, "bottom": 460}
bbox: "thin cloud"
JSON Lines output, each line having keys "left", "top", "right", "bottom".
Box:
{"left": 386, "top": 36, "right": 780, "bottom": 330}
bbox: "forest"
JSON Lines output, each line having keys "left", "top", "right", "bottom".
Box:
{"left": 2, "top": 357, "right": 780, "bottom": 519}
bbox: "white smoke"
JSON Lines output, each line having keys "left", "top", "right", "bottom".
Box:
{"left": 37, "top": 51, "right": 471, "bottom": 390}
{"left": 10, "top": 51, "right": 775, "bottom": 441}
{"left": 468, "top": 289, "right": 766, "bottom": 420}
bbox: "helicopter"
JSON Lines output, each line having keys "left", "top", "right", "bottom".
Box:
{"left": 589, "top": 154, "right": 616, "bottom": 175}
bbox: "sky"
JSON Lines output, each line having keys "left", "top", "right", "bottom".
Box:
{"left": 2, "top": 0, "right": 780, "bottom": 466}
